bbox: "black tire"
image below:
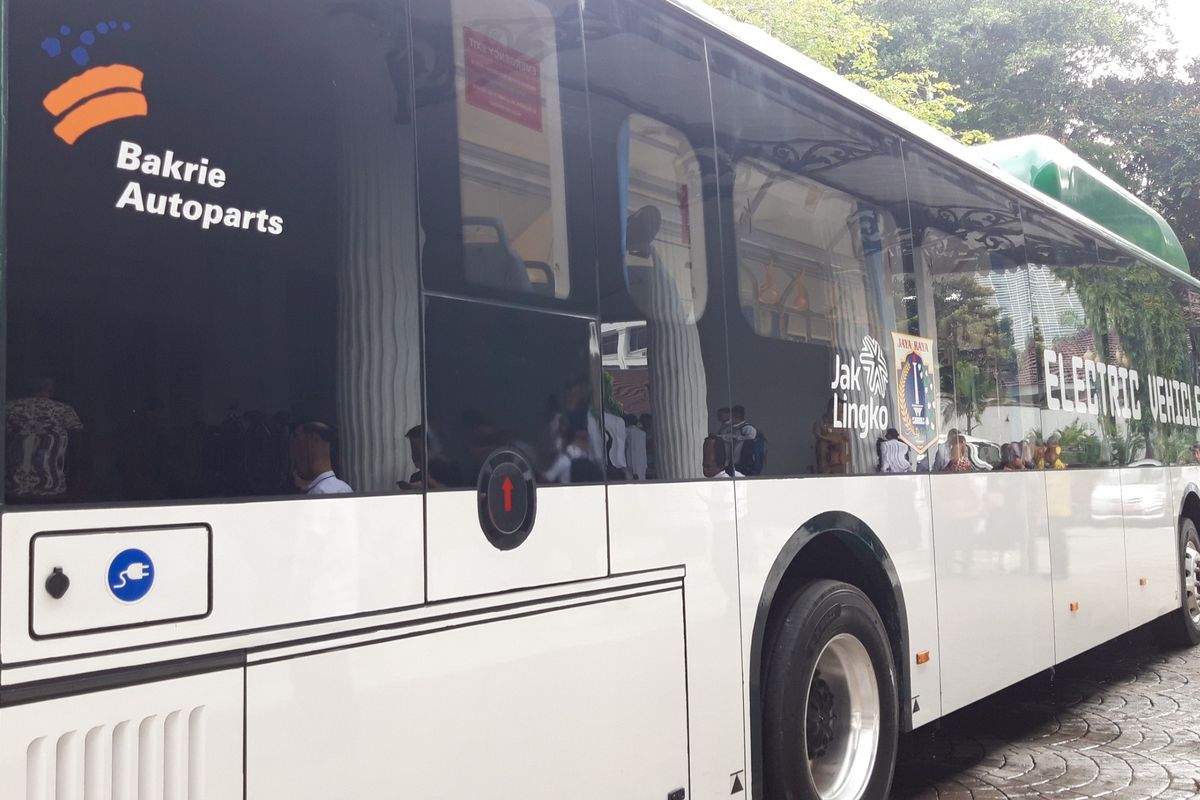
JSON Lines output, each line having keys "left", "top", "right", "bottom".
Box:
{"left": 762, "top": 579, "right": 898, "bottom": 800}
{"left": 1157, "top": 517, "right": 1200, "bottom": 647}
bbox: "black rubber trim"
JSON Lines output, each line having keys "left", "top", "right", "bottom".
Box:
{"left": 748, "top": 511, "right": 909, "bottom": 800}
{"left": 0, "top": 650, "right": 244, "bottom": 708}
{"left": 1179, "top": 482, "right": 1199, "bottom": 521}
{"left": 28, "top": 523, "right": 214, "bottom": 640}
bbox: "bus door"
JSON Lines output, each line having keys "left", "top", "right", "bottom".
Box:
{"left": 584, "top": 2, "right": 747, "bottom": 796}
{"left": 411, "top": 0, "right": 608, "bottom": 600}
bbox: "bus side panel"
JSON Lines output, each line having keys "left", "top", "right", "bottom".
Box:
{"left": 2, "top": 497, "right": 424, "bottom": 665}
{"left": 1122, "top": 467, "right": 1179, "bottom": 627}
{"left": 931, "top": 471, "right": 1053, "bottom": 715}
{"left": 608, "top": 481, "right": 744, "bottom": 799}
{"left": 0, "top": 669, "right": 243, "bottom": 799}
{"left": 246, "top": 589, "right": 689, "bottom": 799}
{"left": 735, "top": 475, "right": 942, "bottom": 731}
{"left": 1047, "top": 469, "right": 1130, "bottom": 662}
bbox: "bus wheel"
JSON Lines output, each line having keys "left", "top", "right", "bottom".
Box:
{"left": 1159, "top": 517, "right": 1200, "bottom": 647}
{"left": 763, "top": 580, "right": 898, "bottom": 800}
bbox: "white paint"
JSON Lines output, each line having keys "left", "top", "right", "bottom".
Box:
{"left": 608, "top": 480, "right": 745, "bottom": 799}
{"left": 246, "top": 588, "right": 688, "bottom": 799}
{"left": 1122, "top": 467, "right": 1179, "bottom": 626}
{"left": 1046, "top": 469, "right": 1131, "bottom": 661}
{"left": 931, "top": 471, "right": 1054, "bottom": 715}
{"left": 425, "top": 485, "right": 606, "bottom": 601}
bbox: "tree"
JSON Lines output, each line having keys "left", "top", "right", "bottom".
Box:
{"left": 861, "top": 0, "right": 1163, "bottom": 141}
{"left": 705, "top": 0, "right": 982, "bottom": 138}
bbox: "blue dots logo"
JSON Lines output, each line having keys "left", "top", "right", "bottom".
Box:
{"left": 41, "top": 19, "right": 133, "bottom": 66}
{"left": 107, "top": 548, "right": 155, "bottom": 603}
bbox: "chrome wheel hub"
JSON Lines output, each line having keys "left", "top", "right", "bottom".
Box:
{"left": 1185, "top": 540, "right": 1200, "bottom": 626}
{"left": 803, "top": 633, "right": 881, "bottom": 800}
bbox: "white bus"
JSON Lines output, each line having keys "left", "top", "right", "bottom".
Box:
{"left": 3, "top": 1, "right": 1200, "bottom": 799}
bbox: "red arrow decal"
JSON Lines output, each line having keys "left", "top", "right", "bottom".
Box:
{"left": 501, "top": 476, "right": 514, "bottom": 513}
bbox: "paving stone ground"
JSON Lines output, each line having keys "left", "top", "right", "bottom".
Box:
{"left": 892, "top": 625, "right": 1200, "bottom": 799}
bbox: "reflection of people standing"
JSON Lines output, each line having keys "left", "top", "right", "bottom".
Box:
{"left": 878, "top": 428, "right": 913, "bottom": 473}
{"left": 6, "top": 377, "right": 83, "bottom": 502}
{"left": 813, "top": 399, "right": 849, "bottom": 474}
{"left": 292, "top": 422, "right": 353, "bottom": 495}
{"left": 624, "top": 414, "right": 648, "bottom": 480}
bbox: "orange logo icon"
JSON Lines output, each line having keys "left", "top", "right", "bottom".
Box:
{"left": 42, "top": 64, "right": 147, "bottom": 145}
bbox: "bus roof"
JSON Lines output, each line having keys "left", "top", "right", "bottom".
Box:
{"left": 665, "top": 0, "right": 1200, "bottom": 289}
{"left": 976, "top": 135, "right": 1189, "bottom": 274}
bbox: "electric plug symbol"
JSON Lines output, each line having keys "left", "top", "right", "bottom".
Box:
{"left": 111, "top": 561, "right": 151, "bottom": 589}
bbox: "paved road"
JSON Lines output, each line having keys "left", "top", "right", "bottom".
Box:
{"left": 892, "top": 626, "right": 1200, "bottom": 799}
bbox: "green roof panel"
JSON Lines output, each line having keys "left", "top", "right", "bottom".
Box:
{"left": 974, "top": 135, "right": 1190, "bottom": 273}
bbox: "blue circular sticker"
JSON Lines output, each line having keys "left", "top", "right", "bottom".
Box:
{"left": 107, "top": 548, "right": 155, "bottom": 603}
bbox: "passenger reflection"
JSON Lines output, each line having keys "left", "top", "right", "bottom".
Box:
{"left": 640, "top": 414, "right": 656, "bottom": 480}
{"left": 1040, "top": 435, "right": 1065, "bottom": 469}
{"left": 702, "top": 435, "right": 742, "bottom": 479}
{"left": 1000, "top": 442, "right": 1026, "bottom": 471}
{"left": 624, "top": 414, "right": 648, "bottom": 480}
{"left": 291, "top": 421, "right": 353, "bottom": 495}
{"left": 813, "top": 398, "right": 849, "bottom": 474}
{"left": 945, "top": 432, "right": 974, "bottom": 473}
{"left": 401, "top": 424, "right": 460, "bottom": 491}
{"left": 5, "top": 376, "right": 84, "bottom": 503}
{"left": 877, "top": 428, "right": 913, "bottom": 473}
{"left": 1191, "top": 443, "right": 1200, "bottom": 465}
{"left": 545, "top": 426, "right": 601, "bottom": 484}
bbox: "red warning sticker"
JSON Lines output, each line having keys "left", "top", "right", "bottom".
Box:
{"left": 463, "top": 26, "right": 543, "bottom": 132}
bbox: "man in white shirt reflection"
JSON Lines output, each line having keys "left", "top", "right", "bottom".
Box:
{"left": 292, "top": 421, "right": 353, "bottom": 495}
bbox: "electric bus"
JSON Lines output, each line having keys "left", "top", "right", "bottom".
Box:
{"left": 3, "top": 1, "right": 1200, "bottom": 798}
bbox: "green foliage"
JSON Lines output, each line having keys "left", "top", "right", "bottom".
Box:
{"left": 706, "top": 0, "right": 985, "bottom": 139}
{"left": 861, "top": 0, "right": 1160, "bottom": 140}
{"left": 1054, "top": 419, "right": 1103, "bottom": 466}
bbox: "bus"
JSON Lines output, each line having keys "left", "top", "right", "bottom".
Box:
{"left": 2, "top": 0, "right": 1199, "bottom": 798}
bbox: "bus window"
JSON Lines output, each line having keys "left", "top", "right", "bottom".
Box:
{"left": 1020, "top": 206, "right": 1115, "bottom": 469}
{"left": 709, "top": 42, "right": 917, "bottom": 477}
{"left": 901, "top": 145, "right": 1035, "bottom": 472}
{"left": 413, "top": 0, "right": 594, "bottom": 312}
{"left": 414, "top": 0, "right": 604, "bottom": 487}
{"left": 5, "top": 0, "right": 422, "bottom": 504}
{"left": 586, "top": 0, "right": 731, "bottom": 481}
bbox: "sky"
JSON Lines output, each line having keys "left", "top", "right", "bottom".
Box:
{"left": 1161, "top": 0, "right": 1200, "bottom": 62}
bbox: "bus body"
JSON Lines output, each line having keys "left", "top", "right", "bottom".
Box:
{"left": 2, "top": 1, "right": 1199, "bottom": 798}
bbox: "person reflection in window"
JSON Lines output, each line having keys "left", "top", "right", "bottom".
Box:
{"left": 545, "top": 426, "right": 598, "bottom": 484}
{"left": 702, "top": 436, "right": 743, "bottom": 478}
{"left": 6, "top": 376, "right": 84, "bottom": 503}
{"left": 1000, "top": 442, "right": 1026, "bottom": 471}
{"left": 401, "top": 424, "right": 460, "bottom": 490}
{"left": 292, "top": 422, "right": 352, "bottom": 495}
{"left": 813, "top": 398, "right": 849, "bottom": 474}
{"left": 945, "top": 432, "right": 974, "bottom": 473}
{"left": 878, "top": 428, "right": 913, "bottom": 473}
{"left": 624, "top": 414, "right": 648, "bottom": 481}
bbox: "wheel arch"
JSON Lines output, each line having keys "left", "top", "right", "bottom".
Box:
{"left": 1180, "top": 482, "right": 1200, "bottom": 530}
{"left": 748, "top": 510, "right": 910, "bottom": 800}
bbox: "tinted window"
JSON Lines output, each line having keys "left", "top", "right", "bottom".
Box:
{"left": 901, "top": 145, "right": 1032, "bottom": 472}
{"left": 413, "top": 0, "right": 594, "bottom": 312}
{"left": 414, "top": 0, "right": 604, "bottom": 487}
{"left": 709, "top": 44, "right": 925, "bottom": 476}
{"left": 6, "top": 0, "right": 421, "bottom": 503}
{"left": 587, "top": 0, "right": 732, "bottom": 481}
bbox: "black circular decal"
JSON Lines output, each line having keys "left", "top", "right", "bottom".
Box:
{"left": 477, "top": 449, "right": 537, "bottom": 550}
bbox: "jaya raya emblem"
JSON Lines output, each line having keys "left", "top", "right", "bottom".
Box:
{"left": 890, "top": 332, "right": 939, "bottom": 454}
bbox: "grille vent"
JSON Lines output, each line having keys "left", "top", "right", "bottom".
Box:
{"left": 24, "top": 706, "right": 207, "bottom": 800}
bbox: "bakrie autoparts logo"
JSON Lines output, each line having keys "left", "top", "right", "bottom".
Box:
{"left": 40, "top": 19, "right": 147, "bottom": 145}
